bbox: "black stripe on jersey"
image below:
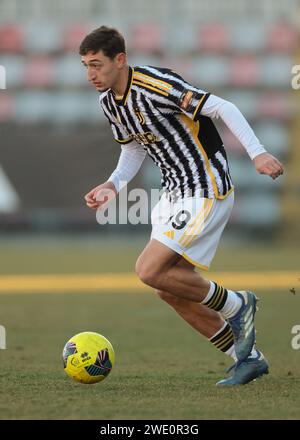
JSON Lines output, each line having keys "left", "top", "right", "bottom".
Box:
{"left": 147, "top": 148, "right": 172, "bottom": 189}
{"left": 106, "top": 93, "right": 120, "bottom": 121}
{"left": 108, "top": 98, "right": 136, "bottom": 139}
{"left": 166, "top": 115, "right": 210, "bottom": 198}
{"left": 136, "top": 66, "right": 185, "bottom": 90}
{"left": 133, "top": 87, "right": 200, "bottom": 195}
{"left": 210, "top": 155, "right": 228, "bottom": 196}
{"left": 134, "top": 66, "right": 174, "bottom": 83}
{"left": 139, "top": 93, "right": 186, "bottom": 196}
{"left": 101, "top": 98, "right": 127, "bottom": 142}
{"left": 167, "top": 114, "right": 208, "bottom": 196}
{"left": 215, "top": 147, "right": 234, "bottom": 194}
{"left": 135, "top": 67, "right": 190, "bottom": 106}
{"left": 112, "top": 124, "right": 125, "bottom": 142}
{"left": 150, "top": 98, "right": 179, "bottom": 114}
{"left": 101, "top": 98, "right": 113, "bottom": 121}
{"left": 129, "top": 89, "right": 174, "bottom": 189}
{"left": 114, "top": 66, "right": 133, "bottom": 106}
{"left": 225, "top": 173, "right": 233, "bottom": 193}
{"left": 133, "top": 85, "right": 210, "bottom": 198}
{"left": 133, "top": 88, "right": 197, "bottom": 194}
{"left": 193, "top": 93, "right": 211, "bottom": 121}
{"left": 136, "top": 66, "right": 209, "bottom": 121}
{"left": 135, "top": 66, "right": 203, "bottom": 98}
{"left": 131, "top": 89, "right": 182, "bottom": 186}
{"left": 136, "top": 99, "right": 179, "bottom": 191}
{"left": 198, "top": 116, "right": 224, "bottom": 160}
{"left": 139, "top": 95, "right": 187, "bottom": 195}
{"left": 132, "top": 80, "right": 169, "bottom": 97}
{"left": 102, "top": 96, "right": 134, "bottom": 144}
{"left": 132, "top": 80, "right": 171, "bottom": 100}
{"left": 160, "top": 119, "right": 197, "bottom": 196}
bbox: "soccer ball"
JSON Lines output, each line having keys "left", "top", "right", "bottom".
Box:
{"left": 62, "top": 331, "right": 115, "bottom": 384}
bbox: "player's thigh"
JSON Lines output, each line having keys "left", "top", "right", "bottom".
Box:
{"left": 176, "top": 257, "right": 195, "bottom": 271}
{"left": 156, "top": 257, "right": 195, "bottom": 303}
{"left": 135, "top": 238, "right": 182, "bottom": 279}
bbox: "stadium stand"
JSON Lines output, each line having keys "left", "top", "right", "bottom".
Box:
{"left": 0, "top": 0, "right": 298, "bottom": 235}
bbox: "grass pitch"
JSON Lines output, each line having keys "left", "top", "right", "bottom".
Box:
{"left": 0, "top": 238, "right": 299, "bottom": 419}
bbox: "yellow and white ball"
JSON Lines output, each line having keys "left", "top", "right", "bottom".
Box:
{"left": 62, "top": 331, "right": 115, "bottom": 384}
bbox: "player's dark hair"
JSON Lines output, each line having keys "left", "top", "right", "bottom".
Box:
{"left": 79, "top": 26, "right": 126, "bottom": 59}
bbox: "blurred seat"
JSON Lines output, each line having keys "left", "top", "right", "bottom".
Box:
{"left": 230, "top": 22, "right": 267, "bottom": 52}
{"left": 258, "top": 92, "right": 290, "bottom": 118}
{"left": 225, "top": 91, "right": 263, "bottom": 119}
{"left": 230, "top": 56, "right": 259, "bottom": 86}
{"left": 191, "top": 56, "right": 229, "bottom": 86}
{"left": 15, "top": 91, "right": 55, "bottom": 122}
{"left": 0, "top": 95, "right": 14, "bottom": 121}
{"left": 220, "top": 130, "right": 250, "bottom": 155}
{"left": 129, "top": 23, "right": 162, "bottom": 53}
{"left": 166, "top": 23, "right": 197, "bottom": 54}
{"left": 55, "top": 55, "right": 87, "bottom": 86}
{"left": 164, "top": 56, "right": 194, "bottom": 82}
{"left": 0, "top": 55, "right": 25, "bottom": 87}
{"left": 254, "top": 122, "right": 288, "bottom": 157}
{"left": 259, "top": 55, "right": 293, "bottom": 86}
{"left": 197, "top": 23, "right": 229, "bottom": 52}
{"left": 15, "top": 90, "right": 107, "bottom": 123}
{"left": 50, "top": 92, "right": 102, "bottom": 123}
{"left": 62, "top": 23, "right": 89, "bottom": 52}
{"left": 130, "top": 54, "right": 162, "bottom": 69}
{"left": 24, "top": 22, "right": 61, "bottom": 53}
{"left": 229, "top": 158, "right": 283, "bottom": 190}
{"left": 24, "top": 57, "right": 55, "bottom": 87}
{"left": 233, "top": 192, "right": 281, "bottom": 226}
{"left": 221, "top": 122, "right": 288, "bottom": 158}
{"left": 0, "top": 24, "right": 23, "bottom": 53}
{"left": 267, "top": 22, "right": 299, "bottom": 52}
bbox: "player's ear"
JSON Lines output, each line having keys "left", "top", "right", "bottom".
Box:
{"left": 115, "top": 52, "right": 126, "bottom": 68}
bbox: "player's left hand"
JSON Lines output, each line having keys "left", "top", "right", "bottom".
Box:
{"left": 253, "top": 152, "right": 284, "bottom": 180}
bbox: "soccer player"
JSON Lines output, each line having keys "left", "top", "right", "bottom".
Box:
{"left": 80, "top": 26, "right": 284, "bottom": 385}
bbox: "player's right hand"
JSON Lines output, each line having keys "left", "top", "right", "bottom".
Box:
{"left": 84, "top": 181, "right": 117, "bottom": 210}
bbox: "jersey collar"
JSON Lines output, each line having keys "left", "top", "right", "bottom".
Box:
{"left": 112, "top": 66, "right": 134, "bottom": 106}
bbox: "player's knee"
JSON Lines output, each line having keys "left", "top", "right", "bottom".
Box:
{"left": 135, "top": 261, "right": 159, "bottom": 288}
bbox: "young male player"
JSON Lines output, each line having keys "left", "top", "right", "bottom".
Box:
{"left": 80, "top": 26, "right": 284, "bottom": 385}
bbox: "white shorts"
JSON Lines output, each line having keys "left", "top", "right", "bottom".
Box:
{"left": 150, "top": 190, "right": 234, "bottom": 270}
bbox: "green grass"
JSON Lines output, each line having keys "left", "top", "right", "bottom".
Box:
{"left": 0, "top": 237, "right": 299, "bottom": 274}
{"left": 0, "top": 290, "right": 299, "bottom": 419}
{"left": 0, "top": 239, "right": 299, "bottom": 419}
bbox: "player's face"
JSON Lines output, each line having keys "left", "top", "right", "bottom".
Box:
{"left": 81, "top": 50, "right": 125, "bottom": 92}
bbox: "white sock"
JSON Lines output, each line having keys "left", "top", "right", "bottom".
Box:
{"left": 220, "top": 289, "right": 242, "bottom": 319}
{"left": 209, "top": 321, "right": 237, "bottom": 361}
{"left": 203, "top": 281, "right": 217, "bottom": 303}
{"left": 226, "top": 344, "right": 237, "bottom": 361}
{"left": 202, "top": 282, "right": 242, "bottom": 319}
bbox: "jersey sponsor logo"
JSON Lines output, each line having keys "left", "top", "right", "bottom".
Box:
{"left": 128, "top": 131, "right": 159, "bottom": 145}
{"left": 180, "top": 90, "right": 194, "bottom": 111}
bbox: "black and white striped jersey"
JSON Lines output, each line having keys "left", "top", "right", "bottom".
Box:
{"left": 100, "top": 65, "right": 234, "bottom": 200}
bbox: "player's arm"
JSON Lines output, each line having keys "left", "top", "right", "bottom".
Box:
{"left": 85, "top": 142, "right": 147, "bottom": 210}
{"left": 200, "top": 94, "right": 284, "bottom": 180}
{"left": 155, "top": 68, "right": 283, "bottom": 180}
